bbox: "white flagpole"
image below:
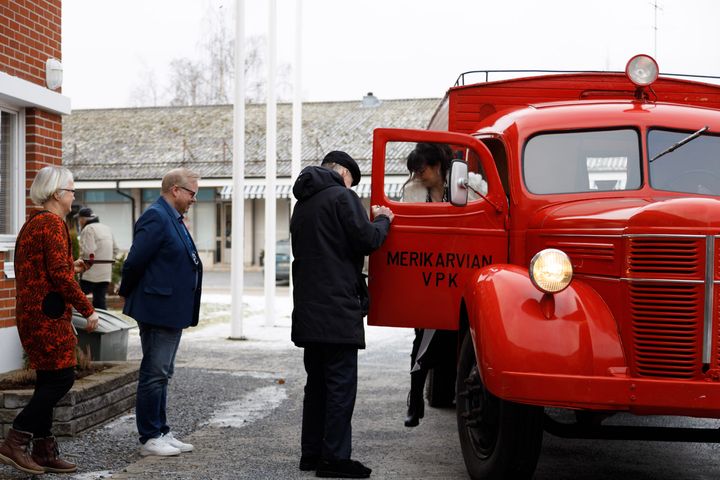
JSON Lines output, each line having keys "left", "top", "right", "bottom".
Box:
{"left": 230, "top": 0, "right": 246, "bottom": 339}
{"left": 290, "top": 0, "right": 303, "bottom": 300}
{"left": 264, "top": 0, "right": 277, "bottom": 327}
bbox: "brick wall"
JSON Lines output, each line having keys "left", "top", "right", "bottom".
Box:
{"left": 0, "top": 1, "right": 63, "bottom": 329}
{"left": 0, "top": 0, "right": 61, "bottom": 86}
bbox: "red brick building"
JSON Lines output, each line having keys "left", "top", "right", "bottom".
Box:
{"left": 0, "top": 0, "right": 70, "bottom": 372}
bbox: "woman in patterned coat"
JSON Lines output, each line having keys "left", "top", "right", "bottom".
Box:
{"left": 0, "top": 166, "right": 99, "bottom": 475}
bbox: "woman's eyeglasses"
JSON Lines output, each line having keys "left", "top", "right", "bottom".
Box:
{"left": 58, "top": 188, "right": 76, "bottom": 194}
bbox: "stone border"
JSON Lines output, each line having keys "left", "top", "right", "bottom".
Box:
{"left": 0, "top": 361, "right": 139, "bottom": 437}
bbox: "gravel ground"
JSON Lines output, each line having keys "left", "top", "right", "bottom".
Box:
{"left": 0, "top": 294, "right": 309, "bottom": 480}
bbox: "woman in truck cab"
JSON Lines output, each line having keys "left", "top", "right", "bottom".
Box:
{"left": 401, "top": 142, "right": 487, "bottom": 203}
{"left": 399, "top": 143, "right": 487, "bottom": 427}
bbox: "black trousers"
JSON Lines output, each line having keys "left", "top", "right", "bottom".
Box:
{"left": 301, "top": 344, "right": 358, "bottom": 462}
{"left": 13, "top": 367, "right": 75, "bottom": 437}
{"left": 80, "top": 280, "right": 109, "bottom": 310}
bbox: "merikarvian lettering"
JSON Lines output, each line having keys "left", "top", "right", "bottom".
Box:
{"left": 387, "top": 250, "right": 491, "bottom": 269}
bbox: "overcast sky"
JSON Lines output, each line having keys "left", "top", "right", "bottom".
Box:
{"left": 62, "top": 0, "right": 720, "bottom": 110}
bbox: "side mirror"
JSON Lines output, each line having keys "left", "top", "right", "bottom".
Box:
{"left": 449, "top": 160, "right": 469, "bottom": 207}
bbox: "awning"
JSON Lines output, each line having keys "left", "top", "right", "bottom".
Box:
{"left": 220, "top": 181, "right": 405, "bottom": 200}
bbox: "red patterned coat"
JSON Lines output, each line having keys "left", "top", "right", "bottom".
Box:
{"left": 15, "top": 211, "right": 95, "bottom": 370}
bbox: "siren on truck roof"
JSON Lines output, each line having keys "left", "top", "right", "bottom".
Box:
{"left": 625, "top": 54, "right": 659, "bottom": 87}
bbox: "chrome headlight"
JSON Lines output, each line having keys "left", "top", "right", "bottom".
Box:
{"left": 529, "top": 249, "right": 573, "bottom": 294}
{"left": 625, "top": 54, "right": 658, "bottom": 87}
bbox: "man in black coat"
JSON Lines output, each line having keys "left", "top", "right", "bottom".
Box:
{"left": 291, "top": 151, "right": 394, "bottom": 478}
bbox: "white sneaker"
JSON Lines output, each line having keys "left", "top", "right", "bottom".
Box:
{"left": 162, "top": 432, "right": 194, "bottom": 453}
{"left": 139, "top": 437, "right": 181, "bottom": 456}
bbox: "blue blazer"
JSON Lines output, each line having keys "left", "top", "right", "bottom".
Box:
{"left": 119, "top": 196, "right": 203, "bottom": 328}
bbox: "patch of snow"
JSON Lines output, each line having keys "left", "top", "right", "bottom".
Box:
{"left": 204, "top": 385, "right": 287, "bottom": 428}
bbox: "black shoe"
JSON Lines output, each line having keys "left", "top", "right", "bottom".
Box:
{"left": 316, "top": 459, "right": 372, "bottom": 478}
{"left": 300, "top": 455, "right": 319, "bottom": 471}
{"left": 404, "top": 377, "right": 425, "bottom": 428}
{"left": 404, "top": 409, "right": 420, "bottom": 427}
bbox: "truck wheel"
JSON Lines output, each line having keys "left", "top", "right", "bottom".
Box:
{"left": 427, "top": 363, "right": 456, "bottom": 408}
{"left": 456, "top": 332, "right": 543, "bottom": 480}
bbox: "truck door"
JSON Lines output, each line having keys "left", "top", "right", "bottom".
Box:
{"left": 368, "top": 128, "right": 509, "bottom": 330}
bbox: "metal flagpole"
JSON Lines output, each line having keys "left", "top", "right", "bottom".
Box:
{"left": 264, "top": 0, "right": 277, "bottom": 327}
{"left": 230, "top": 0, "right": 246, "bottom": 339}
{"left": 290, "top": 0, "right": 303, "bottom": 301}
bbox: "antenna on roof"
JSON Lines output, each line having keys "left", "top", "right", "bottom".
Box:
{"left": 651, "top": 0, "right": 663, "bottom": 59}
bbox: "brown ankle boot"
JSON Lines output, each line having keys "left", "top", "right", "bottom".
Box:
{"left": 0, "top": 428, "right": 44, "bottom": 474}
{"left": 32, "top": 435, "right": 77, "bottom": 473}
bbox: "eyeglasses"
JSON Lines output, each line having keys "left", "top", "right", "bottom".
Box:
{"left": 177, "top": 185, "right": 197, "bottom": 198}
{"left": 58, "top": 188, "right": 76, "bottom": 194}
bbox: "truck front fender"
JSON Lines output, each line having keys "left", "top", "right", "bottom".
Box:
{"left": 464, "top": 264, "right": 626, "bottom": 400}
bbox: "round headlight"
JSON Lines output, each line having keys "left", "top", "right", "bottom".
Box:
{"left": 529, "top": 249, "right": 573, "bottom": 294}
{"left": 625, "top": 54, "right": 659, "bottom": 87}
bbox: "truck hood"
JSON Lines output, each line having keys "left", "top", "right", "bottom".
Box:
{"left": 530, "top": 196, "right": 720, "bottom": 232}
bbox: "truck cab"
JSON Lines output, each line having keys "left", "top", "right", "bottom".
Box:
{"left": 368, "top": 55, "right": 720, "bottom": 479}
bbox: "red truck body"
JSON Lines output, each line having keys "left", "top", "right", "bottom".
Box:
{"left": 368, "top": 57, "right": 720, "bottom": 479}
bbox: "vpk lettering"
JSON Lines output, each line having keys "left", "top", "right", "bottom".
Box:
{"left": 422, "top": 271, "right": 459, "bottom": 287}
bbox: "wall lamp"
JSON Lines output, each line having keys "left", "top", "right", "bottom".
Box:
{"left": 46, "top": 58, "right": 63, "bottom": 90}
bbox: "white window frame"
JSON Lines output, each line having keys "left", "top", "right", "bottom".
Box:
{"left": 0, "top": 103, "right": 25, "bottom": 249}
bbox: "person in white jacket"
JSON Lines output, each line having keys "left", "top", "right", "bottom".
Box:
{"left": 78, "top": 207, "right": 119, "bottom": 310}
{"left": 399, "top": 142, "right": 487, "bottom": 428}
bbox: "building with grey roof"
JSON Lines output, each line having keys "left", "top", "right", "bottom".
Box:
{"left": 63, "top": 95, "right": 441, "bottom": 267}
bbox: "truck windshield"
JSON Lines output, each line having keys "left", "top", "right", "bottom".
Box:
{"left": 648, "top": 129, "right": 720, "bottom": 195}
{"left": 523, "top": 129, "right": 641, "bottom": 194}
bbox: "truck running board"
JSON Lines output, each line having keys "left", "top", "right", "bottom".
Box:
{"left": 544, "top": 414, "right": 720, "bottom": 443}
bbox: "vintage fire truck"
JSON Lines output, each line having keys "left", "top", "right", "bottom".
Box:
{"left": 368, "top": 55, "right": 720, "bottom": 479}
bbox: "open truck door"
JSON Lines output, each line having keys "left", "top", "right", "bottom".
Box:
{"left": 367, "top": 128, "right": 508, "bottom": 330}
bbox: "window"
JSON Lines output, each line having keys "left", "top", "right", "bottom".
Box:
{"left": 523, "top": 129, "right": 641, "bottom": 194}
{"left": 0, "top": 108, "right": 23, "bottom": 242}
{"left": 648, "top": 129, "right": 720, "bottom": 195}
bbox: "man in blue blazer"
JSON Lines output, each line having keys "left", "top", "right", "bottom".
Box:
{"left": 119, "top": 167, "right": 203, "bottom": 457}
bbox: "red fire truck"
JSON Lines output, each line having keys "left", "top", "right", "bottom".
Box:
{"left": 368, "top": 55, "right": 720, "bottom": 479}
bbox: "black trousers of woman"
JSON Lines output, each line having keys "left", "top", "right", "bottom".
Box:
{"left": 405, "top": 329, "right": 429, "bottom": 427}
{"left": 13, "top": 367, "right": 75, "bottom": 437}
{"left": 405, "top": 328, "right": 457, "bottom": 427}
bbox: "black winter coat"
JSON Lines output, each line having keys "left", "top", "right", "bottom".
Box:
{"left": 290, "top": 166, "right": 391, "bottom": 348}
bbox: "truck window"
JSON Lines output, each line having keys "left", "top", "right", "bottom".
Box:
{"left": 481, "top": 138, "right": 509, "bottom": 195}
{"left": 648, "top": 129, "right": 720, "bottom": 195}
{"left": 384, "top": 141, "right": 487, "bottom": 203}
{"left": 523, "top": 129, "right": 641, "bottom": 194}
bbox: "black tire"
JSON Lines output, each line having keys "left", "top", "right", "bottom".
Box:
{"left": 427, "top": 363, "right": 456, "bottom": 408}
{"left": 456, "top": 332, "right": 543, "bottom": 480}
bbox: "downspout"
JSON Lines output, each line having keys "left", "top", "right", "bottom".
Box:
{"left": 115, "top": 182, "right": 136, "bottom": 239}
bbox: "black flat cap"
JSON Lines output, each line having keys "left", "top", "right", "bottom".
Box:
{"left": 78, "top": 207, "right": 96, "bottom": 218}
{"left": 321, "top": 151, "right": 361, "bottom": 186}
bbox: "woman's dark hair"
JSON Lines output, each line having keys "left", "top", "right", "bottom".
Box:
{"left": 406, "top": 142, "right": 453, "bottom": 180}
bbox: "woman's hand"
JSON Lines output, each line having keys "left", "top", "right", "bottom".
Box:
{"left": 85, "top": 311, "right": 99, "bottom": 332}
{"left": 73, "top": 258, "right": 89, "bottom": 274}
